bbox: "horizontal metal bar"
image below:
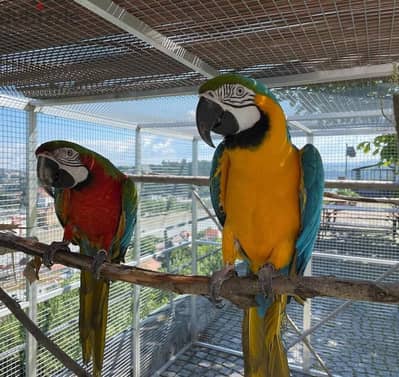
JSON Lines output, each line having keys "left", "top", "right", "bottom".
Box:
{"left": 289, "top": 120, "right": 313, "bottom": 134}
{"left": 129, "top": 174, "right": 399, "bottom": 191}
{"left": 260, "top": 63, "right": 397, "bottom": 88}
{"left": 0, "top": 344, "right": 25, "bottom": 361}
{"left": 314, "top": 252, "right": 399, "bottom": 266}
{"left": 37, "top": 106, "right": 137, "bottom": 130}
{"left": 194, "top": 341, "right": 243, "bottom": 357}
{"left": 196, "top": 240, "right": 220, "bottom": 246}
{"left": 137, "top": 122, "right": 198, "bottom": 129}
{"left": 196, "top": 242, "right": 399, "bottom": 267}
{"left": 325, "top": 179, "right": 399, "bottom": 191}
{"left": 31, "top": 63, "right": 396, "bottom": 106}
{"left": 74, "top": 0, "right": 219, "bottom": 78}
{"left": 29, "top": 86, "right": 198, "bottom": 107}
{"left": 129, "top": 174, "right": 209, "bottom": 186}
{"left": 289, "top": 109, "right": 393, "bottom": 121}
{"left": 305, "top": 127, "right": 394, "bottom": 137}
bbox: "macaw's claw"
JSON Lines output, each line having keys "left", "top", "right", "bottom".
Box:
{"left": 208, "top": 264, "right": 236, "bottom": 307}
{"left": 258, "top": 263, "right": 279, "bottom": 301}
{"left": 91, "top": 249, "right": 107, "bottom": 280}
{"left": 43, "top": 241, "right": 70, "bottom": 268}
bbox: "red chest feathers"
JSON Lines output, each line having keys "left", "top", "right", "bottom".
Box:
{"left": 63, "top": 168, "right": 123, "bottom": 251}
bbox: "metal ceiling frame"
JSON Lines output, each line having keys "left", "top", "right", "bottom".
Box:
{"left": 74, "top": 0, "right": 219, "bottom": 79}
{"left": 29, "top": 62, "right": 397, "bottom": 107}
{"left": 2, "top": 94, "right": 392, "bottom": 138}
{"left": 289, "top": 109, "right": 393, "bottom": 121}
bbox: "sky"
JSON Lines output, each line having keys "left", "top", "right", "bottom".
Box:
{"left": 0, "top": 99, "right": 385, "bottom": 173}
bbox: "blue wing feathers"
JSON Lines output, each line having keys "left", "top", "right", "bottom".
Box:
{"left": 295, "top": 144, "right": 324, "bottom": 276}
{"left": 210, "top": 142, "right": 227, "bottom": 227}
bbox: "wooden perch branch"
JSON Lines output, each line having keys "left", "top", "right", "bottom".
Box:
{"left": 0, "top": 285, "right": 91, "bottom": 377}
{"left": 1, "top": 233, "right": 399, "bottom": 307}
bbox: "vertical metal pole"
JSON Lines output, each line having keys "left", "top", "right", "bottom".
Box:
{"left": 303, "top": 131, "right": 314, "bottom": 373}
{"left": 132, "top": 127, "right": 142, "bottom": 377}
{"left": 190, "top": 138, "right": 198, "bottom": 341}
{"left": 306, "top": 132, "right": 314, "bottom": 145}
{"left": 302, "top": 260, "right": 312, "bottom": 372}
{"left": 25, "top": 106, "right": 38, "bottom": 377}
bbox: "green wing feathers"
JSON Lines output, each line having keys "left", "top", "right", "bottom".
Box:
{"left": 242, "top": 295, "right": 289, "bottom": 377}
{"left": 80, "top": 271, "right": 109, "bottom": 377}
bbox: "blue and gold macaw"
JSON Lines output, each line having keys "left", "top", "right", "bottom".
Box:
{"left": 196, "top": 74, "right": 324, "bottom": 376}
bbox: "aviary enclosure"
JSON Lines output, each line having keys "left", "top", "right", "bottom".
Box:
{"left": 0, "top": 1, "right": 398, "bottom": 377}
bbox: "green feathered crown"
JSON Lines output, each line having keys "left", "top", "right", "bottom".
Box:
{"left": 198, "top": 73, "right": 278, "bottom": 103}
{"left": 36, "top": 140, "right": 122, "bottom": 178}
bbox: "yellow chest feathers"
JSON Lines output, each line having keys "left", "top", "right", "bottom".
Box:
{"left": 221, "top": 141, "right": 301, "bottom": 270}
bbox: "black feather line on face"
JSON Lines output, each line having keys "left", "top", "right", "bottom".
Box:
{"left": 224, "top": 111, "right": 269, "bottom": 149}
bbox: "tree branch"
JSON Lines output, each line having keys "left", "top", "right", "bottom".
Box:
{"left": 0, "top": 285, "right": 91, "bottom": 377}
{"left": 1, "top": 233, "right": 399, "bottom": 307}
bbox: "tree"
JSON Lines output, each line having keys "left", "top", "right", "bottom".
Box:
{"left": 357, "top": 133, "right": 398, "bottom": 167}
{"left": 356, "top": 65, "right": 399, "bottom": 169}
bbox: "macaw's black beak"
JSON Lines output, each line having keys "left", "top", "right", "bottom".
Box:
{"left": 196, "top": 97, "right": 239, "bottom": 148}
{"left": 36, "top": 155, "right": 75, "bottom": 189}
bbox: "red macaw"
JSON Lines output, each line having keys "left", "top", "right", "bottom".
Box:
{"left": 36, "top": 140, "right": 137, "bottom": 376}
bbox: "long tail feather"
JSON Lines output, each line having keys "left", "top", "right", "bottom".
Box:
{"left": 79, "top": 271, "right": 109, "bottom": 377}
{"left": 242, "top": 295, "right": 289, "bottom": 377}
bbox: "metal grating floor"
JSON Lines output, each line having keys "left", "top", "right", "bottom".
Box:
{"left": 159, "top": 295, "right": 399, "bottom": 377}
{"left": 158, "top": 344, "right": 311, "bottom": 377}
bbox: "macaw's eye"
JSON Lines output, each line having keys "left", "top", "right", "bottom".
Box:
{"left": 55, "top": 147, "right": 78, "bottom": 161}
{"left": 235, "top": 86, "right": 245, "bottom": 96}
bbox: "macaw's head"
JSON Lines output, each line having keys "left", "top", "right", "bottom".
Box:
{"left": 36, "top": 140, "right": 91, "bottom": 191}
{"left": 196, "top": 74, "right": 286, "bottom": 148}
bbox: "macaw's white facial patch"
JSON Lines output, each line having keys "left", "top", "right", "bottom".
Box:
{"left": 229, "top": 106, "right": 261, "bottom": 133}
{"left": 202, "top": 84, "right": 261, "bottom": 134}
{"left": 38, "top": 148, "right": 89, "bottom": 188}
{"left": 61, "top": 164, "right": 89, "bottom": 187}
{"left": 53, "top": 147, "right": 89, "bottom": 186}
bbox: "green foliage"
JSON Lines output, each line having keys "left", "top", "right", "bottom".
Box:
{"left": 357, "top": 134, "right": 398, "bottom": 167}
{"left": 140, "top": 235, "right": 162, "bottom": 255}
{"left": 140, "top": 288, "right": 170, "bottom": 319}
{"left": 141, "top": 197, "right": 190, "bottom": 216}
{"left": 0, "top": 314, "right": 25, "bottom": 354}
{"left": 197, "top": 244, "right": 222, "bottom": 275}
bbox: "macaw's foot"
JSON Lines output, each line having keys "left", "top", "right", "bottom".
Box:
{"left": 91, "top": 249, "right": 108, "bottom": 280}
{"left": 209, "top": 264, "right": 236, "bottom": 308}
{"left": 258, "top": 263, "right": 278, "bottom": 300}
{"left": 43, "top": 241, "right": 70, "bottom": 268}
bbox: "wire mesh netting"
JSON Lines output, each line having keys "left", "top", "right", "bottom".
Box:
{"left": 195, "top": 131, "right": 399, "bottom": 377}
{"left": 0, "top": 105, "right": 28, "bottom": 377}
{"left": 0, "top": 90, "right": 399, "bottom": 377}
{"left": 2, "top": 1, "right": 399, "bottom": 101}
